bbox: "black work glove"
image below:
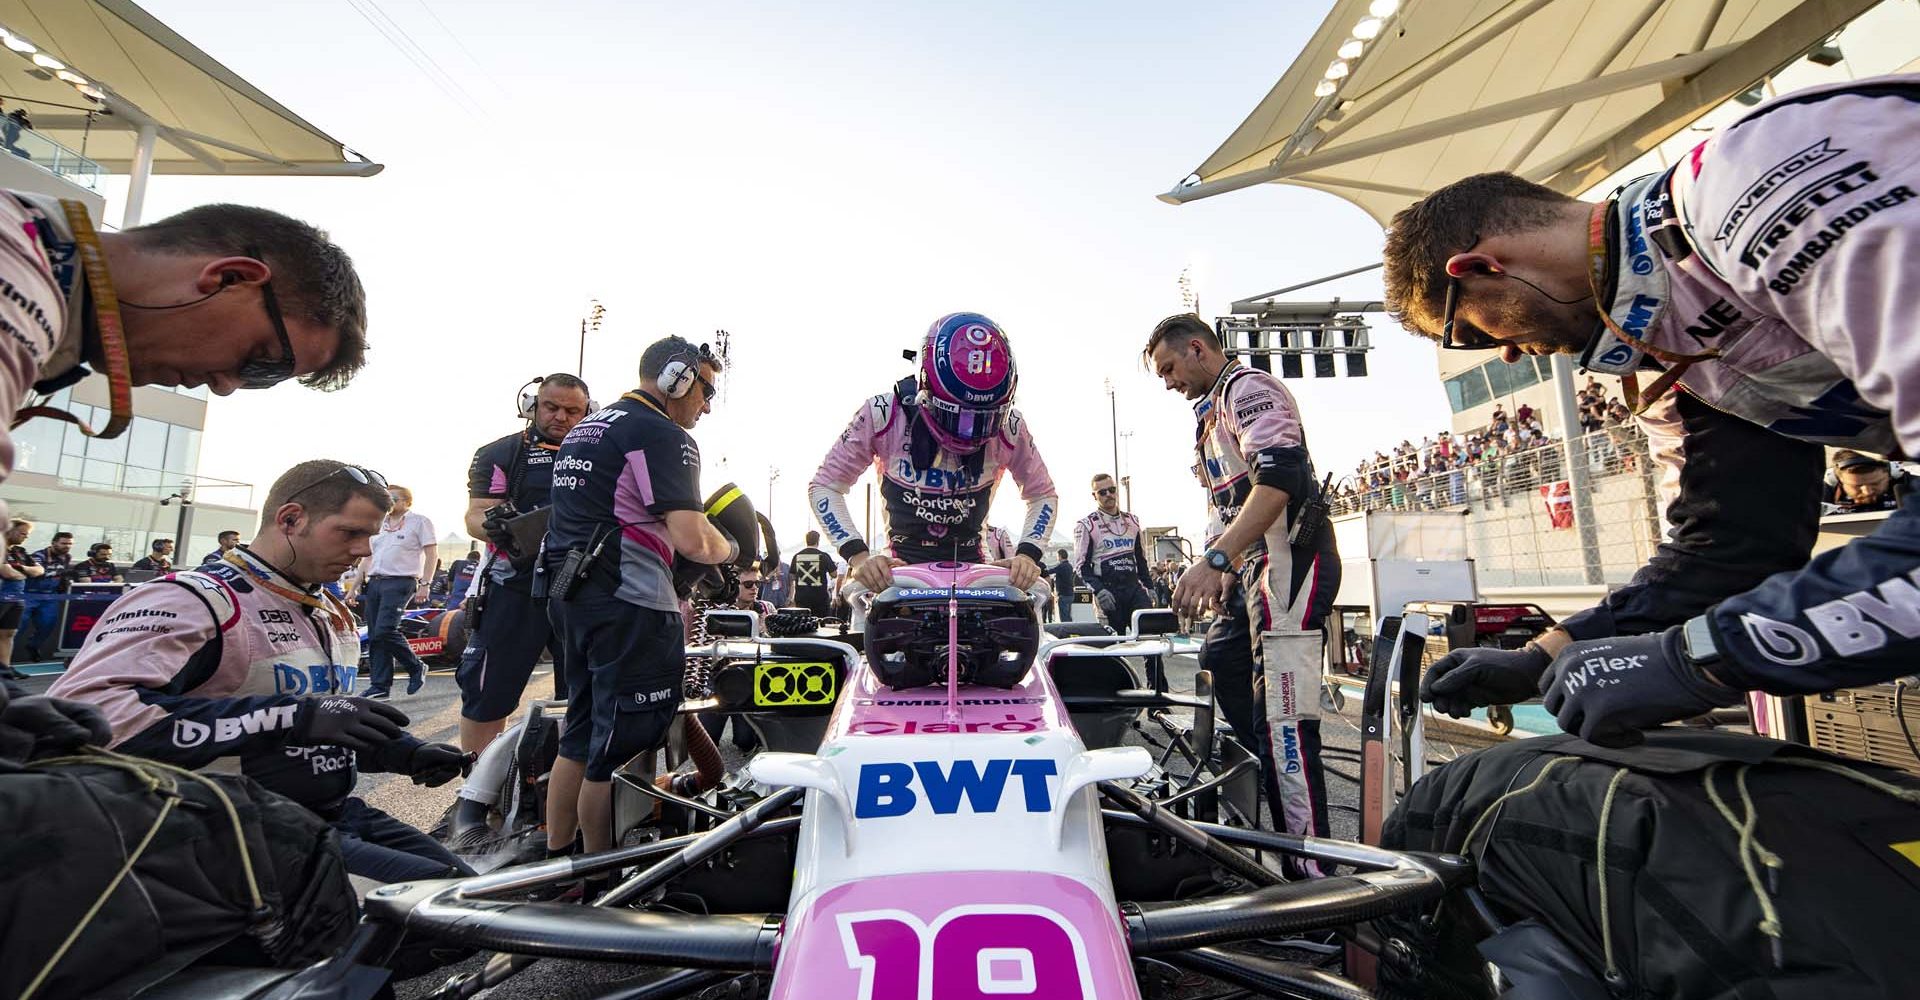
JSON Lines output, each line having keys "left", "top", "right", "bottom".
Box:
{"left": 287, "top": 696, "right": 409, "bottom": 752}
{"left": 0, "top": 694, "right": 112, "bottom": 763}
{"left": 1538, "top": 627, "right": 1743, "bottom": 747}
{"left": 405, "top": 741, "right": 471, "bottom": 787}
{"left": 1420, "top": 643, "right": 1552, "bottom": 718}
{"left": 482, "top": 511, "right": 519, "bottom": 557}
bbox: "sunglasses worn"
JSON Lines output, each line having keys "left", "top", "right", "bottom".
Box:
{"left": 234, "top": 245, "right": 299, "bottom": 389}
{"left": 1438, "top": 234, "right": 1499, "bottom": 351}
{"left": 1096, "top": 487, "right": 1118, "bottom": 497}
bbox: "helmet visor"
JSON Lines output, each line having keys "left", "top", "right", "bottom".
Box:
{"left": 922, "top": 394, "right": 1008, "bottom": 447}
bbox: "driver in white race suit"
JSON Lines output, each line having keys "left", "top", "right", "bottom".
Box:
{"left": 1390, "top": 76, "right": 1920, "bottom": 746}
{"left": 809, "top": 313, "right": 1059, "bottom": 601}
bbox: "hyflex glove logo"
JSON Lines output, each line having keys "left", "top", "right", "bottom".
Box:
{"left": 1565, "top": 648, "right": 1649, "bottom": 690}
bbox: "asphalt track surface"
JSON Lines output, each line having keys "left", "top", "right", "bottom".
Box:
{"left": 20, "top": 650, "right": 1507, "bottom": 999}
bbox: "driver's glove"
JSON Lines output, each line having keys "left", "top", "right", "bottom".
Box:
{"left": 404, "top": 741, "right": 472, "bottom": 787}
{"left": 287, "top": 696, "right": 409, "bottom": 752}
{"left": 1420, "top": 643, "right": 1551, "bottom": 718}
{"left": 1538, "top": 628, "right": 1742, "bottom": 747}
{"left": 1095, "top": 589, "right": 1119, "bottom": 615}
{"left": 0, "top": 694, "right": 112, "bottom": 763}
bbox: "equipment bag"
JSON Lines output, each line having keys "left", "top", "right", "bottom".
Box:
{"left": 1378, "top": 729, "right": 1920, "bottom": 1000}
{"left": 0, "top": 749, "right": 359, "bottom": 1000}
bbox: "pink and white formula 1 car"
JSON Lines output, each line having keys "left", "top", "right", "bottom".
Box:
{"left": 342, "top": 562, "right": 1471, "bottom": 1000}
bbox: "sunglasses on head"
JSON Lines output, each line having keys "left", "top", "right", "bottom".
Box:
{"left": 233, "top": 245, "right": 300, "bottom": 389}
{"left": 1438, "top": 234, "right": 1500, "bottom": 351}
{"left": 284, "top": 464, "right": 389, "bottom": 507}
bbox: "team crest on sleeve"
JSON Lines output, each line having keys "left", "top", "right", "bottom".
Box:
{"left": 169, "top": 571, "right": 242, "bottom": 629}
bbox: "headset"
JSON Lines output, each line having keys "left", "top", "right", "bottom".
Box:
{"left": 657, "top": 341, "right": 720, "bottom": 400}
{"left": 517, "top": 374, "right": 597, "bottom": 420}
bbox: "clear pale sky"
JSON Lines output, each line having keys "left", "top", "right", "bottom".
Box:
{"left": 117, "top": 0, "right": 1451, "bottom": 555}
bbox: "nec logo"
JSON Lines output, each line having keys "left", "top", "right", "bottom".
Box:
{"left": 854, "top": 759, "right": 1057, "bottom": 818}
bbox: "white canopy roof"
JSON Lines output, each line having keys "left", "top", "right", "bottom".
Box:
{"left": 0, "top": 0, "right": 379, "bottom": 176}
{"left": 1160, "top": 0, "right": 1877, "bottom": 225}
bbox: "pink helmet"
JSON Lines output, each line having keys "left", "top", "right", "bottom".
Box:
{"left": 917, "top": 312, "right": 1017, "bottom": 454}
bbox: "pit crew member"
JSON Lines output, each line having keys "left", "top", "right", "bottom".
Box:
{"left": 787, "top": 530, "right": 839, "bottom": 617}
{"left": 49, "top": 460, "right": 472, "bottom": 882}
{"left": 542, "top": 337, "right": 733, "bottom": 862}
{"left": 1073, "top": 473, "right": 1154, "bottom": 631}
{"left": 1147, "top": 313, "right": 1341, "bottom": 867}
{"left": 455, "top": 373, "right": 592, "bottom": 753}
{"left": 0, "top": 199, "right": 367, "bottom": 528}
{"left": 1390, "top": 76, "right": 1920, "bottom": 746}
{"left": 809, "top": 312, "right": 1059, "bottom": 596}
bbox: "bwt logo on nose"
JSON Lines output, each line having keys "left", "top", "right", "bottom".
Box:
{"left": 854, "top": 759, "right": 1057, "bottom": 818}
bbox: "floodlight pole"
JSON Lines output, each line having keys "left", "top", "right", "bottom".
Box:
{"left": 1106, "top": 379, "right": 1120, "bottom": 481}
{"left": 577, "top": 300, "right": 604, "bottom": 376}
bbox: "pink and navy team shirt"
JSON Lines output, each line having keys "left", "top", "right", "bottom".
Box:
{"left": 467, "top": 429, "right": 559, "bottom": 589}
{"left": 546, "top": 395, "right": 703, "bottom": 614}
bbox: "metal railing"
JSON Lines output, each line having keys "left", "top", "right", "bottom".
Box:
{"left": 1330, "top": 425, "right": 1649, "bottom": 516}
{"left": 54, "top": 463, "right": 255, "bottom": 507}
{"left": 1, "top": 120, "right": 102, "bottom": 189}
{"left": 1331, "top": 426, "right": 1664, "bottom": 587}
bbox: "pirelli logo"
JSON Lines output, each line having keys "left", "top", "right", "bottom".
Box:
{"left": 753, "top": 661, "right": 837, "bottom": 707}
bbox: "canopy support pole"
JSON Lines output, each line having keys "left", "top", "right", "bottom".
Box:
{"left": 1552, "top": 354, "right": 1603, "bottom": 585}
{"left": 121, "top": 123, "right": 157, "bottom": 228}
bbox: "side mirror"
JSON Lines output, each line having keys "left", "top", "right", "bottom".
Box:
{"left": 747, "top": 752, "right": 856, "bottom": 852}
{"left": 1130, "top": 609, "right": 1179, "bottom": 638}
{"left": 1051, "top": 746, "right": 1153, "bottom": 846}
{"left": 705, "top": 609, "right": 759, "bottom": 639}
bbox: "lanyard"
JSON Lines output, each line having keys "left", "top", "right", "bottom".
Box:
{"left": 8, "top": 200, "right": 132, "bottom": 438}
{"left": 621, "top": 390, "right": 670, "bottom": 419}
{"left": 1586, "top": 200, "right": 1716, "bottom": 412}
{"left": 222, "top": 549, "right": 352, "bottom": 626}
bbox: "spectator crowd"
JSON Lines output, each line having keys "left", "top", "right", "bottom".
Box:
{"left": 1330, "top": 380, "right": 1642, "bottom": 515}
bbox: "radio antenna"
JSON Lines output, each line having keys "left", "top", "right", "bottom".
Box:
{"left": 944, "top": 534, "right": 962, "bottom": 723}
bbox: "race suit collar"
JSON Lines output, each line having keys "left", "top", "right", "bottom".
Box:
{"left": 226, "top": 546, "right": 352, "bottom": 624}
{"left": 1577, "top": 172, "right": 1672, "bottom": 377}
{"left": 1576, "top": 171, "right": 1720, "bottom": 409}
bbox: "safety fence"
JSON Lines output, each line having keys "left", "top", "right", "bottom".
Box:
{"left": 1331, "top": 426, "right": 1664, "bottom": 588}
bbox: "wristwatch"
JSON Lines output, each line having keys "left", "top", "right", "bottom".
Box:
{"left": 1203, "top": 547, "right": 1234, "bottom": 574}
{"left": 1680, "top": 614, "right": 1721, "bottom": 667}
